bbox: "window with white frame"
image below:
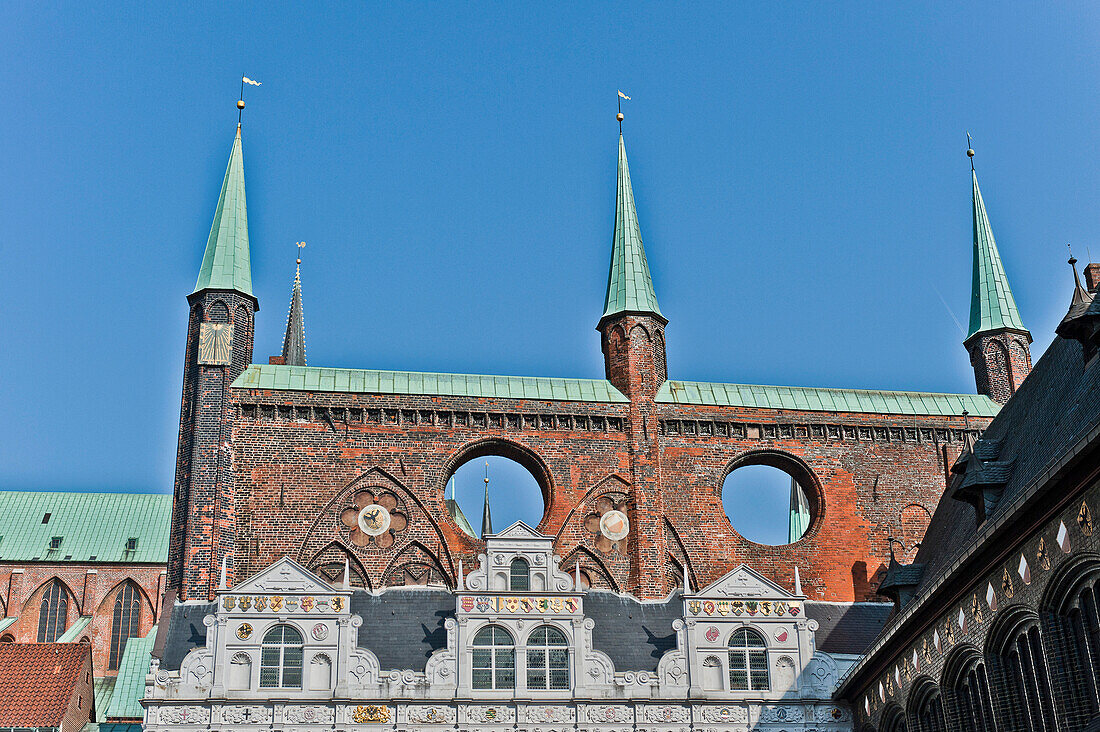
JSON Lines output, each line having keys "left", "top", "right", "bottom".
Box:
{"left": 526, "top": 625, "right": 569, "bottom": 690}
{"left": 728, "top": 628, "right": 769, "bottom": 691}
{"left": 259, "top": 625, "right": 304, "bottom": 688}
{"left": 472, "top": 625, "right": 515, "bottom": 689}
{"left": 510, "top": 558, "right": 530, "bottom": 591}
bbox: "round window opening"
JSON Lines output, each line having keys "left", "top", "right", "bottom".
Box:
{"left": 446, "top": 455, "right": 545, "bottom": 539}
{"left": 721, "top": 458, "right": 816, "bottom": 545}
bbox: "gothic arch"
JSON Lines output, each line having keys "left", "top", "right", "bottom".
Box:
{"left": 306, "top": 541, "right": 372, "bottom": 590}
{"left": 298, "top": 466, "right": 455, "bottom": 580}
{"left": 560, "top": 547, "right": 619, "bottom": 592}
{"left": 553, "top": 474, "right": 632, "bottom": 543}
{"left": 1040, "top": 552, "right": 1100, "bottom": 615}
{"left": 206, "top": 300, "right": 229, "bottom": 323}
{"left": 94, "top": 578, "right": 155, "bottom": 627}
{"left": 382, "top": 541, "right": 450, "bottom": 588}
{"left": 984, "top": 604, "right": 1040, "bottom": 656}
{"left": 663, "top": 517, "right": 697, "bottom": 591}
{"left": 27, "top": 577, "right": 80, "bottom": 616}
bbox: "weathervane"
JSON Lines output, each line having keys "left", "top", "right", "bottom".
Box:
{"left": 617, "top": 90, "right": 630, "bottom": 133}
{"left": 239, "top": 75, "right": 262, "bottom": 124}
{"left": 966, "top": 132, "right": 975, "bottom": 171}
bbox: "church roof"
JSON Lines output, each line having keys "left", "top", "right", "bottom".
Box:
{"left": 104, "top": 628, "right": 156, "bottom": 721}
{"left": 967, "top": 169, "right": 1027, "bottom": 341}
{"left": 656, "top": 380, "right": 999, "bottom": 417}
{"left": 0, "top": 490, "right": 171, "bottom": 564}
{"left": 192, "top": 126, "right": 253, "bottom": 298}
{"left": 234, "top": 364, "right": 997, "bottom": 417}
{"left": 602, "top": 135, "right": 663, "bottom": 323}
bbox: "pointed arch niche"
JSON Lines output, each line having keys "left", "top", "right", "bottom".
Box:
{"left": 442, "top": 440, "right": 550, "bottom": 539}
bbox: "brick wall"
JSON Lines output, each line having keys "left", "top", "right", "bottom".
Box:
{"left": 966, "top": 329, "right": 1033, "bottom": 405}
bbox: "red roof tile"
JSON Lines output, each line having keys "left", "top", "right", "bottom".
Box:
{"left": 0, "top": 643, "right": 88, "bottom": 725}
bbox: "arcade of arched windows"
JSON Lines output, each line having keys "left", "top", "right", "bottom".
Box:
{"left": 862, "top": 558, "right": 1100, "bottom": 732}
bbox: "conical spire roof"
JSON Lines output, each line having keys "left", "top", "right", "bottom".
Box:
{"left": 281, "top": 263, "right": 306, "bottom": 366}
{"left": 967, "top": 169, "right": 1027, "bottom": 341}
{"left": 601, "top": 135, "right": 664, "bottom": 323}
{"left": 480, "top": 480, "right": 493, "bottom": 540}
{"left": 193, "top": 126, "right": 253, "bottom": 297}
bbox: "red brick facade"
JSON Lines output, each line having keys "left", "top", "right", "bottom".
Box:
{"left": 0, "top": 563, "right": 164, "bottom": 677}
{"left": 965, "top": 329, "right": 1033, "bottom": 405}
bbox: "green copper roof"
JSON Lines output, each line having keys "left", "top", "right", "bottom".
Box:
{"left": 0, "top": 491, "right": 171, "bottom": 563}
{"left": 656, "top": 380, "right": 1000, "bottom": 417}
{"left": 967, "top": 169, "right": 1027, "bottom": 340}
{"left": 192, "top": 126, "right": 253, "bottom": 297}
{"left": 105, "top": 628, "right": 156, "bottom": 721}
{"left": 233, "top": 364, "right": 630, "bottom": 403}
{"left": 602, "top": 135, "right": 663, "bottom": 321}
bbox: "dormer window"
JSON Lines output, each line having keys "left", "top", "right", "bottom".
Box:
{"left": 125, "top": 537, "right": 138, "bottom": 551}
{"left": 49, "top": 537, "right": 62, "bottom": 550}
{"left": 509, "top": 558, "right": 530, "bottom": 591}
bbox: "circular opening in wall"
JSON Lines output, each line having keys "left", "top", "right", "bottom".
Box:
{"left": 721, "top": 455, "right": 818, "bottom": 545}
{"left": 446, "top": 454, "right": 546, "bottom": 539}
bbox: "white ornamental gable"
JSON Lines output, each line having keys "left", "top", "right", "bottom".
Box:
{"left": 490, "top": 520, "right": 545, "bottom": 540}
{"left": 691, "top": 564, "right": 799, "bottom": 600}
{"left": 228, "top": 556, "right": 336, "bottom": 595}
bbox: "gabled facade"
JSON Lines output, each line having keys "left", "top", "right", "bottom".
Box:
{"left": 145, "top": 527, "right": 859, "bottom": 730}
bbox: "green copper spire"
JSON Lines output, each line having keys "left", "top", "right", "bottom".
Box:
{"left": 193, "top": 126, "right": 253, "bottom": 298}
{"left": 966, "top": 168, "right": 1027, "bottom": 341}
{"left": 601, "top": 135, "right": 664, "bottom": 322}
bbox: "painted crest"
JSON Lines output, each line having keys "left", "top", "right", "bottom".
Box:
{"left": 222, "top": 596, "right": 236, "bottom": 611}
{"left": 358, "top": 504, "right": 392, "bottom": 536}
{"left": 254, "top": 596, "right": 267, "bottom": 611}
{"left": 235, "top": 622, "right": 253, "bottom": 640}
{"left": 506, "top": 597, "right": 519, "bottom": 612}
{"left": 475, "top": 596, "right": 492, "bottom": 612}
{"left": 702, "top": 600, "right": 715, "bottom": 615}
{"left": 300, "top": 596, "right": 315, "bottom": 612}
{"left": 331, "top": 596, "right": 344, "bottom": 612}
{"left": 704, "top": 626, "right": 720, "bottom": 642}
{"left": 269, "top": 595, "right": 283, "bottom": 611}
{"left": 688, "top": 600, "right": 701, "bottom": 614}
{"left": 599, "top": 510, "right": 630, "bottom": 541}
{"left": 238, "top": 596, "right": 252, "bottom": 611}
{"left": 564, "top": 598, "right": 579, "bottom": 612}
{"left": 311, "top": 622, "right": 329, "bottom": 641}
{"left": 461, "top": 597, "right": 475, "bottom": 612}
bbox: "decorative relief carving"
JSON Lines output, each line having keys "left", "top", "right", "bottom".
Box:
{"left": 814, "top": 704, "right": 851, "bottom": 722}
{"left": 352, "top": 705, "right": 390, "bottom": 723}
{"left": 521, "top": 705, "right": 574, "bottom": 723}
{"left": 464, "top": 705, "right": 516, "bottom": 723}
{"left": 582, "top": 704, "right": 632, "bottom": 723}
{"left": 759, "top": 704, "right": 804, "bottom": 722}
{"left": 283, "top": 705, "right": 335, "bottom": 723}
{"left": 695, "top": 705, "right": 749, "bottom": 723}
{"left": 158, "top": 706, "right": 211, "bottom": 724}
{"left": 220, "top": 706, "right": 272, "bottom": 724}
{"left": 406, "top": 705, "right": 457, "bottom": 724}
{"left": 642, "top": 704, "right": 691, "bottom": 723}
{"left": 805, "top": 651, "right": 840, "bottom": 696}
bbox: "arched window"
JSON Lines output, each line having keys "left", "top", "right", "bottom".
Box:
{"left": 908, "top": 679, "right": 947, "bottom": 732}
{"left": 728, "top": 628, "right": 768, "bottom": 691}
{"left": 259, "top": 625, "right": 304, "bottom": 688}
{"left": 944, "top": 648, "right": 995, "bottom": 732}
{"left": 989, "top": 615, "right": 1057, "bottom": 731}
{"left": 109, "top": 582, "right": 141, "bottom": 670}
{"left": 37, "top": 580, "right": 67, "bottom": 642}
{"left": 1045, "top": 564, "right": 1100, "bottom": 720}
{"left": 472, "top": 625, "right": 515, "bottom": 690}
{"left": 510, "top": 558, "right": 530, "bottom": 591}
{"left": 881, "top": 704, "right": 908, "bottom": 732}
{"left": 526, "top": 625, "right": 568, "bottom": 690}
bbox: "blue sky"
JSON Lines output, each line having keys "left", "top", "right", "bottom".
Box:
{"left": 3, "top": 4, "right": 1098, "bottom": 542}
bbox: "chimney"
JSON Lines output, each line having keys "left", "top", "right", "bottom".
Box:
{"left": 268, "top": 356, "right": 286, "bottom": 365}
{"left": 1084, "top": 263, "right": 1100, "bottom": 293}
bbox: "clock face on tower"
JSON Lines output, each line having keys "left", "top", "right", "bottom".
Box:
{"left": 358, "top": 504, "right": 392, "bottom": 536}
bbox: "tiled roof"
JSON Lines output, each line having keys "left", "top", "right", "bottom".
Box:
{"left": 233, "top": 364, "right": 630, "bottom": 403}
{"left": 192, "top": 126, "right": 253, "bottom": 297}
{"left": 105, "top": 629, "right": 156, "bottom": 721}
{"left": 0, "top": 491, "right": 171, "bottom": 563}
{"left": 967, "top": 169, "right": 1027, "bottom": 340}
{"left": 602, "top": 134, "right": 663, "bottom": 321}
{"left": 656, "top": 380, "right": 999, "bottom": 417}
{"left": 0, "top": 643, "right": 88, "bottom": 725}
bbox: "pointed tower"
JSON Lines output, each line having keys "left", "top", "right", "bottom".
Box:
{"left": 169, "top": 124, "right": 258, "bottom": 600}
{"left": 281, "top": 258, "right": 307, "bottom": 366}
{"left": 963, "top": 147, "right": 1032, "bottom": 404}
{"left": 597, "top": 134, "right": 668, "bottom": 399}
{"left": 595, "top": 122, "right": 670, "bottom": 595}
{"left": 480, "top": 463, "right": 493, "bottom": 539}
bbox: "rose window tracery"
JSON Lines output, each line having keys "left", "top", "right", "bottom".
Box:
{"left": 339, "top": 490, "right": 408, "bottom": 549}
{"left": 584, "top": 495, "right": 630, "bottom": 554}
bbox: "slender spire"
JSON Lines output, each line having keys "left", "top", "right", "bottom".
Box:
{"left": 601, "top": 131, "right": 664, "bottom": 323}
{"left": 192, "top": 125, "right": 253, "bottom": 298}
{"left": 966, "top": 146, "right": 1028, "bottom": 342}
{"left": 480, "top": 461, "right": 493, "bottom": 539}
{"left": 281, "top": 243, "right": 307, "bottom": 366}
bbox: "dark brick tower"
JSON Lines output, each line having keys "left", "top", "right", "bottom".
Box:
{"left": 963, "top": 150, "right": 1031, "bottom": 404}
{"left": 596, "top": 132, "right": 670, "bottom": 594}
{"left": 169, "top": 124, "right": 257, "bottom": 600}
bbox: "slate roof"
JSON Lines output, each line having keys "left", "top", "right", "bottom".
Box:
{"left": 0, "top": 643, "right": 89, "bottom": 725}
{"left": 156, "top": 600, "right": 216, "bottom": 671}
{"left": 105, "top": 629, "right": 156, "bottom": 721}
{"left": 804, "top": 602, "right": 894, "bottom": 655}
{"left": 967, "top": 169, "right": 1027, "bottom": 340}
{"left": 0, "top": 491, "right": 171, "bottom": 563}
{"left": 350, "top": 588, "right": 454, "bottom": 669}
{"left": 602, "top": 134, "right": 664, "bottom": 322}
{"left": 840, "top": 331, "right": 1100, "bottom": 694}
{"left": 193, "top": 126, "right": 253, "bottom": 297}
{"left": 585, "top": 590, "right": 682, "bottom": 671}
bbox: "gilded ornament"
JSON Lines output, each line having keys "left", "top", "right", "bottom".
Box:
{"left": 352, "top": 705, "right": 390, "bottom": 723}
{"left": 235, "top": 622, "right": 253, "bottom": 640}
{"left": 1079, "top": 501, "right": 1093, "bottom": 536}
{"left": 1037, "top": 537, "right": 1051, "bottom": 570}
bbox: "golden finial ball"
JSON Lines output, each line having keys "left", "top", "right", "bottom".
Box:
{"left": 616, "top": 112, "right": 624, "bottom": 122}
{"left": 237, "top": 100, "right": 246, "bottom": 110}
{"left": 967, "top": 148, "right": 975, "bottom": 158}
